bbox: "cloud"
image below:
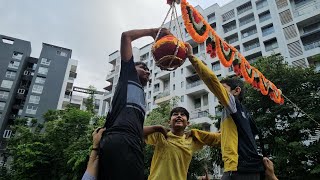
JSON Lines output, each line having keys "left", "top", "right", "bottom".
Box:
{"left": 0, "top": 0, "right": 233, "bottom": 90}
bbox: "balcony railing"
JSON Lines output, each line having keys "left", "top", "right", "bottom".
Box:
{"left": 304, "top": 40, "right": 320, "bottom": 51}
{"left": 187, "top": 80, "right": 203, "bottom": 89}
{"left": 262, "top": 27, "right": 275, "bottom": 36}
{"left": 155, "top": 90, "right": 170, "bottom": 100}
{"left": 239, "top": 17, "right": 254, "bottom": 27}
{"left": 224, "top": 25, "right": 237, "bottom": 33}
{"left": 259, "top": 14, "right": 271, "bottom": 23}
{"left": 293, "top": 1, "right": 320, "bottom": 18}
{"left": 190, "top": 110, "right": 209, "bottom": 119}
{"left": 244, "top": 43, "right": 260, "bottom": 51}
{"left": 242, "top": 29, "right": 257, "bottom": 38}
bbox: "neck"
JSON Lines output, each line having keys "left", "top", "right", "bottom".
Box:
{"left": 171, "top": 128, "right": 184, "bottom": 136}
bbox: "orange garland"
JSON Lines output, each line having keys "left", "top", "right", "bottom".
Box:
{"left": 180, "top": 0, "right": 284, "bottom": 104}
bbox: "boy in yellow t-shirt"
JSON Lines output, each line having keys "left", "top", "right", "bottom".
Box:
{"left": 144, "top": 107, "right": 221, "bottom": 180}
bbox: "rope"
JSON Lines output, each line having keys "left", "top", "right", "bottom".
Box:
{"left": 173, "top": 3, "right": 184, "bottom": 42}
{"left": 282, "top": 94, "right": 320, "bottom": 126}
{"left": 153, "top": 5, "right": 173, "bottom": 44}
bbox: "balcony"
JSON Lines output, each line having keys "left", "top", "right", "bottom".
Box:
{"left": 304, "top": 40, "right": 320, "bottom": 51}
{"left": 187, "top": 80, "right": 203, "bottom": 89}
{"left": 293, "top": 1, "right": 320, "bottom": 18}
{"left": 239, "top": 14, "right": 255, "bottom": 27}
{"left": 262, "top": 26, "right": 275, "bottom": 37}
{"left": 155, "top": 90, "right": 171, "bottom": 104}
{"left": 190, "top": 110, "right": 209, "bottom": 119}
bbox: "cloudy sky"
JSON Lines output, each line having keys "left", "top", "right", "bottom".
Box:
{"left": 0, "top": 0, "right": 232, "bottom": 90}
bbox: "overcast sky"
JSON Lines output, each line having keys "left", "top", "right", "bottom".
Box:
{"left": 0, "top": 0, "right": 232, "bottom": 90}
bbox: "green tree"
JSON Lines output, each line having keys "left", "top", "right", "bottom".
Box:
{"left": 243, "top": 54, "right": 320, "bottom": 179}
{"left": 84, "top": 85, "right": 97, "bottom": 114}
{"left": 6, "top": 107, "right": 103, "bottom": 180}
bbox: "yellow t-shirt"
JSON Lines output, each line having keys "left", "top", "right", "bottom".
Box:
{"left": 145, "top": 131, "right": 220, "bottom": 180}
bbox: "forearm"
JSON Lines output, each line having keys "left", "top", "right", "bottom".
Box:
{"left": 121, "top": 29, "right": 154, "bottom": 61}
{"left": 191, "top": 129, "right": 221, "bottom": 146}
{"left": 85, "top": 149, "right": 99, "bottom": 178}
{"left": 188, "top": 55, "right": 230, "bottom": 107}
{"left": 144, "top": 125, "right": 163, "bottom": 137}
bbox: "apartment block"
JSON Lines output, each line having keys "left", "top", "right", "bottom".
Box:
{"left": 105, "top": 0, "right": 320, "bottom": 127}
{"left": 0, "top": 35, "right": 78, "bottom": 146}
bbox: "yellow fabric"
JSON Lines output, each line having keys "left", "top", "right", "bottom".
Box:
{"left": 191, "top": 129, "right": 221, "bottom": 146}
{"left": 188, "top": 55, "right": 239, "bottom": 172}
{"left": 145, "top": 131, "right": 204, "bottom": 180}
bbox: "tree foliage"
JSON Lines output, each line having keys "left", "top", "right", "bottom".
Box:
{"left": 243, "top": 54, "right": 320, "bottom": 179}
{"left": 3, "top": 107, "right": 104, "bottom": 180}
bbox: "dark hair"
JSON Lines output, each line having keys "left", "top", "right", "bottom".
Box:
{"left": 170, "top": 107, "right": 190, "bottom": 120}
{"left": 134, "top": 62, "right": 149, "bottom": 71}
{"left": 220, "top": 77, "right": 245, "bottom": 102}
{"left": 157, "top": 28, "right": 172, "bottom": 40}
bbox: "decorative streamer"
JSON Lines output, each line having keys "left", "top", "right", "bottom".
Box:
{"left": 180, "top": 0, "right": 284, "bottom": 104}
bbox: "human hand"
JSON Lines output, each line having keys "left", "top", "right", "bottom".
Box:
{"left": 92, "top": 127, "right": 106, "bottom": 148}
{"left": 263, "top": 157, "right": 278, "bottom": 180}
{"left": 156, "top": 126, "right": 169, "bottom": 138}
{"left": 184, "top": 42, "right": 193, "bottom": 57}
{"left": 151, "top": 28, "right": 171, "bottom": 40}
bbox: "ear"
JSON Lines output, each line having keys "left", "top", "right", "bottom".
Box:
{"left": 233, "top": 87, "right": 241, "bottom": 96}
{"left": 186, "top": 121, "right": 190, "bottom": 126}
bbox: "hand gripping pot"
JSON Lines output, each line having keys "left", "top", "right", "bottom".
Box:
{"left": 151, "top": 35, "right": 187, "bottom": 71}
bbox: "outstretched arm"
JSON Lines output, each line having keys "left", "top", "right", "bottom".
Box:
{"left": 185, "top": 43, "right": 235, "bottom": 111}
{"left": 120, "top": 29, "right": 158, "bottom": 61}
{"left": 190, "top": 129, "right": 221, "bottom": 146}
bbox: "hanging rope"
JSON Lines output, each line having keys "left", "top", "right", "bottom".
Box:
{"left": 282, "top": 94, "right": 320, "bottom": 126}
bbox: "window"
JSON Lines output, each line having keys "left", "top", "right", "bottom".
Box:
{"left": 1, "top": 80, "right": 13, "bottom": 89}
{"left": 173, "top": 72, "right": 175, "bottom": 77}
{"left": 35, "top": 77, "right": 46, "bottom": 84}
{"left": 259, "top": 11, "right": 271, "bottom": 23}
{"left": 181, "top": 95, "right": 184, "bottom": 102}
{"left": 5, "top": 71, "right": 16, "bottom": 79}
{"left": 228, "top": 65, "right": 234, "bottom": 72}
{"left": 181, "top": 68, "right": 183, "bottom": 74}
{"left": 148, "top": 91, "right": 151, "bottom": 99}
{"left": 38, "top": 67, "right": 48, "bottom": 75}
{"left": 154, "top": 83, "right": 160, "bottom": 92}
{"left": 57, "top": 50, "right": 68, "bottom": 57}
{"left": 17, "top": 89, "right": 25, "bottom": 94}
{"left": 8, "top": 61, "right": 20, "bottom": 69}
{"left": 0, "top": 91, "right": 9, "bottom": 100}
{"left": 192, "top": 46, "right": 198, "bottom": 54}
{"left": 29, "top": 95, "right": 40, "bottom": 104}
{"left": 32, "top": 85, "right": 44, "bottom": 94}
{"left": 212, "top": 62, "right": 221, "bottom": 71}
{"left": 262, "top": 24, "right": 275, "bottom": 36}
{"left": 194, "top": 98, "right": 201, "bottom": 109}
{"left": 3, "top": 130, "right": 12, "bottom": 139}
{"left": 0, "top": 102, "right": 5, "bottom": 110}
{"left": 2, "top": 38, "right": 14, "bottom": 44}
{"left": 181, "top": 81, "right": 184, "bottom": 88}
{"left": 26, "top": 105, "right": 38, "bottom": 115}
{"left": 150, "top": 60, "right": 153, "bottom": 67}
{"left": 140, "top": 53, "right": 149, "bottom": 61}
{"left": 173, "top": 84, "right": 176, "bottom": 90}
{"left": 40, "top": 58, "right": 51, "bottom": 66}
{"left": 199, "top": 43, "right": 205, "bottom": 52}
{"left": 12, "top": 52, "right": 23, "bottom": 60}
{"left": 207, "top": 13, "right": 215, "bottom": 22}
{"left": 203, "top": 94, "right": 208, "bottom": 106}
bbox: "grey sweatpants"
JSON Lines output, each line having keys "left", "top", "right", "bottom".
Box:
{"left": 221, "top": 172, "right": 260, "bottom": 180}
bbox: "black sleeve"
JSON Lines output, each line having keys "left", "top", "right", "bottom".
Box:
{"left": 119, "top": 56, "right": 139, "bottom": 83}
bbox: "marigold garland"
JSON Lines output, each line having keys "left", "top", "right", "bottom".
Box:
{"left": 180, "top": 0, "right": 284, "bottom": 104}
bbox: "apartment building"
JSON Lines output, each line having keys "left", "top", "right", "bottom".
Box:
{"left": 61, "top": 86, "right": 108, "bottom": 116}
{"left": 106, "top": 0, "right": 319, "bottom": 127}
{"left": 0, "top": 35, "right": 78, "bottom": 146}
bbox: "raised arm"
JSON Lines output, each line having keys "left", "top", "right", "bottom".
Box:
{"left": 143, "top": 125, "right": 168, "bottom": 138}
{"left": 120, "top": 29, "right": 157, "bottom": 61}
{"left": 191, "top": 129, "right": 221, "bottom": 146}
{"left": 185, "top": 43, "right": 233, "bottom": 110}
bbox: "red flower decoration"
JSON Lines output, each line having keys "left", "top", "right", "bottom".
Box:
{"left": 192, "top": 11, "right": 201, "bottom": 24}
{"left": 223, "top": 43, "right": 229, "bottom": 51}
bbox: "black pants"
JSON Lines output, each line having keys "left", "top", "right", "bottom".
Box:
{"left": 98, "top": 133, "right": 144, "bottom": 180}
{"left": 221, "top": 172, "right": 260, "bottom": 180}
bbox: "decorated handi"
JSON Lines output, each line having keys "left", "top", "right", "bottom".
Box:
{"left": 152, "top": 34, "right": 187, "bottom": 71}
{"left": 180, "top": 0, "right": 284, "bottom": 104}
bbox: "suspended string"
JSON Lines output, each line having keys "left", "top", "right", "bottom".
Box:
{"left": 282, "top": 94, "right": 320, "bottom": 126}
